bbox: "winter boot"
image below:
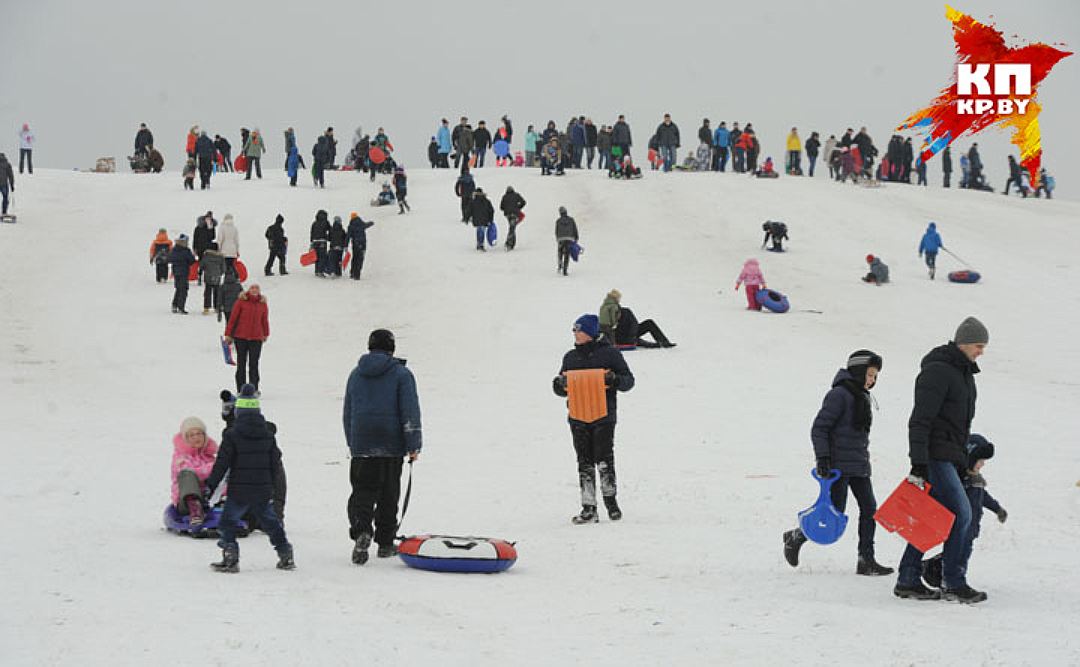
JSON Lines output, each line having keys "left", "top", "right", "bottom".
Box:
{"left": 377, "top": 543, "right": 398, "bottom": 558}
{"left": 571, "top": 505, "right": 599, "bottom": 524}
{"left": 352, "top": 533, "right": 371, "bottom": 565}
{"left": 783, "top": 529, "right": 808, "bottom": 567}
{"left": 856, "top": 555, "right": 895, "bottom": 576}
{"left": 603, "top": 497, "right": 622, "bottom": 521}
{"left": 185, "top": 496, "right": 205, "bottom": 527}
{"left": 921, "top": 555, "right": 943, "bottom": 589}
{"left": 210, "top": 547, "right": 239, "bottom": 573}
{"left": 276, "top": 547, "right": 296, "bottom": 571}
{"left": 398, "top": 204, "right": 405, "bottom": 215}
{"left": 942, "top": 585, "right": 988, "bottom": 604}
{"left": 893, "top": 581, "right": 942, "bottom": 600}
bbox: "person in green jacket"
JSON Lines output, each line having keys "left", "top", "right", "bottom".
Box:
{"left": 599, "top": 289, "right": 622, "bottom": 340}
{"left": 244, "top": 129, "right": 266, "bottom": 180}
{"left": 524, "top": 126, "right": 539, "bottom": 167}
{"left": 598, "top": 289, "right": 676, "bottom": 348}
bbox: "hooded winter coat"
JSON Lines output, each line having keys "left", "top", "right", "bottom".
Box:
{"left": 599, "top": 294, "right": 620, "bottom": 335}
{"left": 265, "top": 219, "right": 287, "bottom": 250}
{"left": 171, "top": 432, "right": 219, "bottom": 504}
{"left": 310, "top": 211, "right": 331, "bottom": 243}
{"left": 225, "top": 291, "right": 269, "bottom": 341}
{"left": 499, "top": 190, "right": 526, "bottom": 216}
{"left": 555, "top": 214, "right": 579, "bottom": 242}
{"left": 347, "top": 216, "right": 375, "bottom": 247}
{"left": 244, "top": 132, "right": 266, "bottom": 158}
{"left": 149, "top": 231, "right": 172, "bottom": 259}
{"left": 908, "top": 342, "right": 979, "bottom": 468}
{"left": 343, "top": 351, "right": 423, "bottom": 458}
{"left": 655, "top": 121, "right": 680, "bottom": 148}
{"left": 736, "top": 259, "right": 765, "bottom": 287}
{"left": 811, "top": 369, "right": 874, "bottom": 477}
{"left": 217, "top": 216, "right": 240, "bottom": 258}
{"left": 470, "top": 193, "right": 495, "bottom": 227}
{"left": 206, "top": 412, "right": 282, "bottom": 502}
{"left": 193, "top": 218, "right": 215, "bottom": 256}
{"left": 220, "top": 274, "right": 242, "bottom": 313}
{"left": 437, "top": 125, "right": 452, "bottom": 154}
{"left": 918, "top": 223, "right": 942, "bottom": 255}
{"left": 168, "top": 242, "right": 196, "bottom": 277}
{"left": 786, "top": 132, "right": 802, "bottom": 152}
{"left": 612, "top": 121, "right": 632, "bottom": 147}
{"left": 868, "top": 257, "right": 889, "bottom": 283}
{"left": 201, "top": 248, "right": 226, "bottom": 285}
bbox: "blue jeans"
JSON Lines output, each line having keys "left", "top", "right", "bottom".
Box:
{"left": 474, "top": 226, "right": 487, "bottom": 248}
{"left": 716, "top": 148, "right": 728, "bottom": 172}
{"left": 473, "top": 147, "right": 486, "bottom": 167}
{"left": 217, "top": 494, "right": 291, "bottom": 550}
{"left": 660, "top": 146, "right": 676, "bottom": 172}
{"left": 808, "top": 156, "right": 817, "bottom": 177}
{"left": 218, "top": 496, "right": 290, "bottom": 554}
{"left": 897, "top": 460, "right": 972, "bottom": 588}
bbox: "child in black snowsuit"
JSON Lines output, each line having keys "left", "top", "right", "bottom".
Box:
{"left": 205, "top": 385, "right": 293, "bottom": 572}
{"left": 219, "top": 270, "right": 243, "bottom": 323}
{"left": 328, "top": 216, "right": 348, "bottom": 277}
{"left": 394, "top": 167, "right": 410, "bottom": 214}
{"left": 921, "top": 434, "right": 1006, "bottom": 589}
{"left": 762, "top": 221, "right": 788, "bottom": 252}
{"left": 182, "top": 159, "right": 196, "bottom": 190}
{"left": 149, "top": 228, "right": 172, "bottom": 283}
{"left": 167, "top": 235, "right": 196, "bottom": 314}
{"left": 219, "top": 389, "right": 287, "bottom": 525}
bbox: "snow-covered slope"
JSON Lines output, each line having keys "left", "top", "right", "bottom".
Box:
{"left": 1, "top": 167, "right": 1078, "bottom": 665}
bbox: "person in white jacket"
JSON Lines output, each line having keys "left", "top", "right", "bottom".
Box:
{"left": 218, "top": 213, "right": 240, "bottom": 272}
{"left": 18, "top": 123, "right": 34, "bottom": 174}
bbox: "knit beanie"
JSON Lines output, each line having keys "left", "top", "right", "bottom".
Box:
{"left": 368, "top": 329, "right": 396, "bottom": 354}
{"left": 954, "top": 316, "right": 989, "bottom": 345}
{"left": 180, "top": 416, "right": 207, "bottom": 436}
{"left": 235, "top": 384, "right": 260, "bottom": 416}
{"left": 865, "top": 254, "right": 875, "bottom": 264}
{"left": 574, "top": 314, "right": 600, "bottom": 339}
{"left": 966, "top": 433, "right": 995, "bottom": 468}
{"left": 275, "top": 214, "right": 284, "bottom": 224}
{"left": 847, "top": 349, "right": 883, "bottom": 371}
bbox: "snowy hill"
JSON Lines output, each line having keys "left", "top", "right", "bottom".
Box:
{"left": 2, "top": 167, "right": 1079, "bottom": 665}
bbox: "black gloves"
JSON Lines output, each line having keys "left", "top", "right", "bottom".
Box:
{"left": 907, "top": 464, "right": 929, "bottom": 489}
{"left": 996, "top": 508, "right": 1008, "bottom": 523}
{"left": 202, "top": 486, "right": 214, "bottom": 501}
{"left": 604, "top": 370, "right": 616, "bottom": 388}
{"left": 552, "top": 375, "right": 567, "bottom": 397}
{"left": 815, "top": 457, "right": 832, "bottom": 477}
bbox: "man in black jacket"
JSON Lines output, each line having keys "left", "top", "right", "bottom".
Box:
{"left": 264, "top": 214, "right": 288, "bottom": 276}
{"left": 895, "top": 317, "right": 989, "bottom": 603}
{"left": 472, "top": 121, "right": 492, "bottom": 168}
{"left": 697, "top": 119, "right": 712, "bottom": 170}
{"left": 499, "top": 186, "right": 526, "bottom": 251}
{"left": 195, "top": 132, "right": 216, "bottom": 189}
{"left": 346, "top": 212, "right": 375, "bottom": 279}
{"left": 612, "top": 115, "right": 632, "bottom": 160}
{"left": 134, "top": 123, "right": 154, "bottom": 157}
{"left": 205, "top": 385, "right": 294, "bottom": 572}
{"left": 214, "top": 135, "right": 232, "bottom": 172}
{"left": 470, "top": 188, "right": 494, "bottom": 250}
{"left": 310, "top": 210, "right": 331, "bottom": 277}
{"left": 655, "top": 114, "right": 680, "bottom": 172}
{"left": 942, "top": 146, "right": 953, "bottom": 188}
{"left": 553, "top": 314, "right": 635, "bottom": 523}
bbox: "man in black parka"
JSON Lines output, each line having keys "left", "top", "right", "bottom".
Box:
{"left": 553, "top": 314, "right": 635, "bottom": 524}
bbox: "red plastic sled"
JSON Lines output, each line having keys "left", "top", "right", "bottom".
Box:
{"left": 874, "top": 479, "right": 955, "bottom": 552}
{"left": 234, "top": 155, "right": 248, "bottom": 172}
{"left": 300, "top": 249, "right": 318, "bottom": 266}
{"left": 368, "top": 146, "right": 387, "bottom": 165}
{"left": 188, "top": 261, "right": 199, "bottom": 281}
{"left": 342, "top": 250, "right": 351, "bottom": 271}
{"left": 517, "top": 211, "right": 525, "bottom": 223}
{"left": 233, "top": 260, "right": 248, "bottom": 282}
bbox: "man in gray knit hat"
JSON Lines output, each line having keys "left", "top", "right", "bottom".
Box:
{"left": 894, "top": 316, "right": 988, "bottom": 604}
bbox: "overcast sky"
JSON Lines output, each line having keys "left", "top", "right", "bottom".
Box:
{"left": 2, "top": 0, "right": 1076, "bottom": 196}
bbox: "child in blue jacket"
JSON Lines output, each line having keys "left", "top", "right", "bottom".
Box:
{"left": 918, "top": 222, "right": 943, "bottom": 280}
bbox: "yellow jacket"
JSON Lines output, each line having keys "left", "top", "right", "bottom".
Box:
{"left": 786, "top": 132, "right": 802, "bottom": 152}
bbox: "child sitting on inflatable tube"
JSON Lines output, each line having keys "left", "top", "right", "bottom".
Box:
{"left": 862, "top": 254, "right": 890, "bottom": 285}
{"left": 371, "top": 183, "right": 396, "bottom": 206}
{"left": 735, "top": 258, "right": 766, "bottom": 310}
{"left": 755, "top": 157, "right": 779, "bottom": 178}
{"left": 171, "top": 416, "right": 219, "bottom": 527}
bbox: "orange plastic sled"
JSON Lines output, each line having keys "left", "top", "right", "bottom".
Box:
{"left": 874, "top": 479, "right": 955, "bottom": 553}
{"left": 565, "top": 369, "right": 608, "bottom": 423}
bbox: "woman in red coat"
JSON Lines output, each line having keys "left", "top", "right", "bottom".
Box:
{"left": 224, "top": 284, "right": 269, "bottom": 392}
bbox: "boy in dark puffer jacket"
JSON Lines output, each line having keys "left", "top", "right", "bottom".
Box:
{"left": 783, "top": 350, "right": 893, "bottom": 576}
{"left": 205, "top": 385, "right": 293, "bottom": 572}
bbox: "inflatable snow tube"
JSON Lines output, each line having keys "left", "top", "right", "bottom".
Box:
{"left": 163, "top": 504, "right": 247, "bottom": 538}
{"left": 368, "top": 146, "right": 387, "bottom": 165}
{"left": 398, "top": 535, "right": 517, "bottom": 573}
{"left": 756, "top": 289, "right": 790, "bottom": 313}
{"left": 947, "top": 270, "right": 980, "bottom": 284}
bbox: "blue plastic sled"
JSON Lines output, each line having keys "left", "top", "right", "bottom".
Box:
{"left": 487, "top": 220, "right": 498, "bottom": 245}
{"left": 163, "top": 504, "right": 248, "bottom": 538}
{"left": 569, "top": 241, "right": 583, "bottom": 262}
{"left": 797, "top": 469, "right": 849, "bottom": 545}
{"left": 493, "top": 140, "right": 510, "bottom": 158}
{"left": 221, "top": 336, "right": 236, "bottom": 366}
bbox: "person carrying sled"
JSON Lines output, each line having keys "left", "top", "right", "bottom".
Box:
{"left": 149, "top": 228, "right": 172, "bottom": 283}
{"left": 918, "top": 222, "right": 943, "bottom": 280}
{"left": 205, "top": 385, "right": 294, "bottom": 572}
{"left": 224, "top": 284, "right": 269, "bottom": 393}
{"left": 762, "top": 221, "right": 788, "bottom": 252}
{"left": 862, "top": 254, "right": 889, "bottom": 285}
{"left": 470, "top": 188, "right": 495, "bottom": 251}
{"left": 555, "top": 206, "right": 579, "bottom": 276}
{"left": 499, "top": 186, "right": 526, "bottom": 251}
{"left": 343, "top": 329, "right": 422, "bottom": 564}
{"left": 264, "top": 214, "right": 288, "bottom": 276}
{"left": 735, "top": 258, "right": 766, "bottom": 310}
{"left": 783, "top": 351, "right": 893, "bottom": 576}
{"left": 170, "top": 416, "right": 218, "bottom": 528}
{"left": 214, "top": 134, "right": 232, "bottom": 173}
{"left": 920, "top": 433, "right": 1007, "bottom": 591}
{"left": 894, "top": 317, "right": 990, "bottom": 603}
{"left": 168, "top": 234, "right": 196, "bottom": 314}
{"left": 347, "top": 212, "right": 375, "bottom": 280}
{"left": 552, "top": 314, "right": 635, "bottom": 523}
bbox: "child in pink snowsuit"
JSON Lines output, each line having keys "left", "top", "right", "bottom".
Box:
{"left": 171, "top": 416, "right": 219, "bottom": 526}
{"left": 735, "top": 258, "right": 766, "bottom": 310}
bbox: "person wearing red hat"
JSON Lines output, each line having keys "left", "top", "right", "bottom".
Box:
{"left": 862, "top": 254, "right": 889, "bottom": 285}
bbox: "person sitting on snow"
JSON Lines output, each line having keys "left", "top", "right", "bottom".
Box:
{"left": 372, "top": 183, "right": 396, "bottom": 206}
{"left": 862, "top": 254, "right": 890, "bottom": 285}
{"left": 755, "top": 156, "right": 778, "bottom": 178}
{"left": 170, "top": 416, "right": 219, "bottom": 528}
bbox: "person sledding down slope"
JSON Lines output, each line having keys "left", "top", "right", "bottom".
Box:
{"left": 754, "top": 156, "right": 779, "bottom": 178}
{"left": 608, "top": 155, "right": 642, "bottom": 180}
{"left": 371, "top": 183, "right": 396, "bottom": 206}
